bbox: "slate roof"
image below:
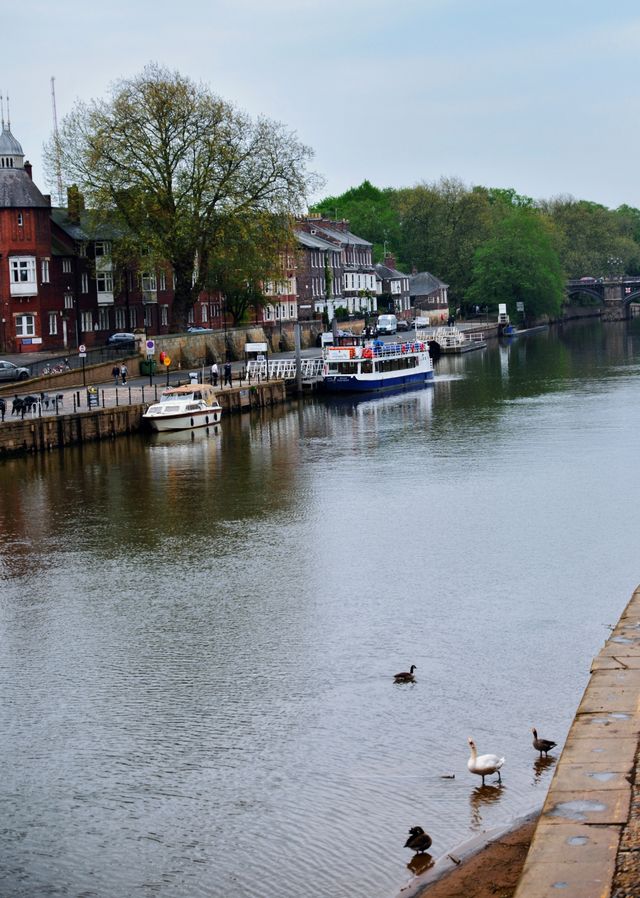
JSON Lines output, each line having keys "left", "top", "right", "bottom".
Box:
{"left": 51, "top": 208, "right": 122, "bottom": 242}
{"left": 409, "top": 271, "right": 448, "bottom": 295}
{"left": 313, "top": 224, "right": 372, "bottom": 247}
{"left": 0, "top": 168, "right": 50, "bottom": 208}
{"left": 296, "top": 230, "right": 341, "bottom": 252}
{"left": 375, "top": 263, "right": 407, "bottom": 280}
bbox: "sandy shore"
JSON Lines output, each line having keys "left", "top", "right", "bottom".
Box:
{"left": 398, "top": 814, "right": 538, "bottom": 898}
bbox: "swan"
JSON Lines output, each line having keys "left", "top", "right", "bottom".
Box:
{"left": 467, "top": 737, "right": 505, "bottom": 785}
{"left": 404, "top": 826, "right": 432, "bottom": 853}
{"left": 394, "top": 664, "right": 416, "bottom": 683}
{"left": 532, "top": 728, "right": 557, "bottom": 757}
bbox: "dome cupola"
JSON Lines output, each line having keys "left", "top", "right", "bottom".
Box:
{"left": 0, "top": 95, "right": 24, "bottom": 170}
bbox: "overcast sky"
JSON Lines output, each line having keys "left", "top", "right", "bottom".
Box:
{"left": 4, "top": 0, "right": 639, "bottom": 209}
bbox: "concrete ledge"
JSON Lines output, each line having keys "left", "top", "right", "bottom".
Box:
{"left": 514, "top": 585, "right": 640, "bottom": 898}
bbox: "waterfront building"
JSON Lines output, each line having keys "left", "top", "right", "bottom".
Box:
{"left": 374, "top": 254, "right": 411, "bottom": 317}
{"left": 295, "top": 216, "right": 377, "bottom": 321}
{"left": 409, "top": 270, "right": 449, "bottom": 322}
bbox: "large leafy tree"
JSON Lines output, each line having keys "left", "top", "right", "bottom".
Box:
{"left": 467, "top": 209, "right": 564, "bottom": 321}
{"left": 46, "top": 64, "right": 316, "bottom": 329}
{"left": 394, "top": 177, "right": 495, "bottom": 305}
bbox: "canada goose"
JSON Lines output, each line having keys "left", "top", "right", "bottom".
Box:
{"left": 394, "top": 664, "right": 416, "bottom": 683}
{"left": 467, "top": 737, "right": 505, "bottom": 785}
{"left": 404, "top": 826, "right": 432, "bottom": 853}
{"left": 532, "top": 728, "right": 557, "bottom": 757}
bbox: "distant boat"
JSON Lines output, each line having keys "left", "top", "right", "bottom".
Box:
{"left": 419, "top": 326, "right": 486, "bottom": 354}
{"left": 501, "top": 324, "right": 549, "bottom": 338}
{"left": 322, "top": 340, "right": 434, "bottom": 393}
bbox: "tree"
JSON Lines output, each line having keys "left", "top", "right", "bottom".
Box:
{"left": 467, "top": 210, "right": 564, "bottom": 321}
{"left": 205, "top": 213, "right": 294, "bottom": 325}
{"left": 46, "top": 64, "right": 316, "bottom": 329}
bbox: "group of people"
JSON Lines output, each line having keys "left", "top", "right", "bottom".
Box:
{"left": 111, "top": 364, "right": 128, "bottom": 386}
{"left": 210, "top": 361, "right": 232, "bottom": 388}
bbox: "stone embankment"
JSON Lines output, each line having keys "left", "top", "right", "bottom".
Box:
{"left": 513, "top": 585, "right": 640, "bottom": 898}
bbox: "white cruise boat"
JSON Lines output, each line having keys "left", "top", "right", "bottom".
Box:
{"left": 322, "top": 339, "right": 434, "bottom": 393}
{"left": 143, "top": 384, "right": 222, "bottom": 431}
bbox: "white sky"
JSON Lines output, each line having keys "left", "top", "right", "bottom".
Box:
{"left": 4, "top": 0, "right": 639, "bottom": 208}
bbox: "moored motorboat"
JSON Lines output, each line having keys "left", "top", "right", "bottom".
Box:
{"left": 143, "top": 383, "right": 222, "bottom": 431}
{"left": 322, "top": 339, "right": 434, "bottom": 393}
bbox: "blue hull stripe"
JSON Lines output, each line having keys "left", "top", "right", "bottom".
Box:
{"left": 323, "top": 371, "right": 434, "bottom": 393}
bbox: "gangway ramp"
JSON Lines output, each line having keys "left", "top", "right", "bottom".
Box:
{"left": 246, "top": 357, "right": 323, "bottom": 384}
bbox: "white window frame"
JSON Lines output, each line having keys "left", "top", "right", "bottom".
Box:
{"left": 81, "top": 273, "right": 89, "bottom": 293}
{"left": 48, "top": 312, "right": 58, "bottom": 335}
{"left": 41, "top": 259, "right": 50, "bottom": 283}
{"left": 64, "top": 293, "right": 74, "bottom": 309}
{"left": 115, "top": 308, "right": 126, "bottom": 329}
{"left": 15, "top": 314, "right": 36, "bottom": 337}
{"left": 62, "top": 259, "right": 72, "bottom": 273}
{"left": 161, "top": 305, "right": 169, "bottom": 326}
{"left": 9, "top": 256, "right": 37, "bottom": 296}
{"left": 81, "top": 311, "right": 94, "bottom": 333}
{"left": 96, "top": 272, "right": 114, "bottom": 293}
{"left": 98, "top": 308, "right": 110, "bottom": 330}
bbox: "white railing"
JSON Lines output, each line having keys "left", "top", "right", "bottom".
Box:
{"left": 246, "top": 358, "right": 324, "bottom": 382}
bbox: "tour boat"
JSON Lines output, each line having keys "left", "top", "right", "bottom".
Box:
{"left": 143, "top": 383, "right": 222, "bottom": 431}
{"left": 322, "top": 340, "right": 434, "bottom": 393}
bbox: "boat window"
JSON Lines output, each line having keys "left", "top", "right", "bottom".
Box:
{"left": 360, "top": 361, "right": 373, "bottom": 374}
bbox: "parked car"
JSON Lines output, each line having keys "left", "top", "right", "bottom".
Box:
{"left": 107, "top": 332, "right": 136, "bottom": 345}
{"left": 0, "top": 360, "right": 30, "bottom": 381}
{"left": 186, "top": 326, "right": 213, "bottom": 333}
{"left": 396, "top": 319, "right": 410, "bottom": 332}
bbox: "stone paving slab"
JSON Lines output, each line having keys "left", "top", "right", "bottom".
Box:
{"left": 548, "top": 763, "right": 632, "bottom": 793}
{"left": 558, "top": 735, "right": 638, "bottom": 768}
{"left": 569, "top": 712, "right": 640, "bottom": 740}
{"left": 541, "top": 787, "right": 630, "bottom": 825}
{"left": 516, "top": 860, "right": 617, "bottom": 898}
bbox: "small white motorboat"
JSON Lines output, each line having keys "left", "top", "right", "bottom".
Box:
{"left": 143, "top": 384, "right": 222, "bottom": 432}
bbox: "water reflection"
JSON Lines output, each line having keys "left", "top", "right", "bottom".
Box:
{"left": 469, "top": 785, "right": 506, "bottom": 831}
{"left": 406, "top": 852, "right": 435, "bottom": 876}
{"left": 533, "top": 756, "right": 556, "bottom": 783}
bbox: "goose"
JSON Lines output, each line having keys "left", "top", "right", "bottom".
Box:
{"left": 404, "top": 826, "right": 432, "bottom": 853}
{"left": 467, "top": 737, "right": 505, "bottom": 785}
{"left": 532, "top": 728, "right": 557, "bottom": 757}
{"left": 394, "top": 664, "right": 417, "bottom": 683}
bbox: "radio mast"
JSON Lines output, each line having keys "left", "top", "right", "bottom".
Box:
{"left": 50, "top": 76, "right": 64, "bottom": 206}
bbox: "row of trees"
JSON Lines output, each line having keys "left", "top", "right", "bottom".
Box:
{"left": 312, "top": 180, "right": 640, "bottom": 321}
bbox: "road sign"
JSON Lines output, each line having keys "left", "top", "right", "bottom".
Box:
{"left": 163, "top": 356, "right": 171, "bottom": 367}
{"left": 79, "top": 343, "right": 86, "bottom": 358}
{"left": 516, "top": 302, "right": 525, "bottom": 312}
{"left": 146, "top": 340, "right": 155, "bottom": 351}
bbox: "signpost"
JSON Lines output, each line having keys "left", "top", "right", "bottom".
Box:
{"left": 163, "top": 354, "right": 171, "bottom": 387}
{"left": 79, "top": 344, "right": 87, "bottom": 386}
{"left": 145, "top": 340, "right": 155, "bottom": 385}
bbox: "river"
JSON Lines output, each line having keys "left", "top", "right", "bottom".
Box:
{"left": 1, "top": 318, "right": 640, "bottom": 898}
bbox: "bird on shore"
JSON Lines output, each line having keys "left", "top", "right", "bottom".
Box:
{"left": 394, "top": 664, "right": 416, "bottom": 683}
{"left": 404, "top": 826, "right": 432, "bottom": 853}
{"left": 532, "top": 728, "right": 557, "bottom": 757}
{"left": 467, "top": 737, "right": 505, "bottom": 785}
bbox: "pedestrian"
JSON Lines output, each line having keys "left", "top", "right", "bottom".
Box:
{"left": 223, "top": 361, "right": 232, "bottom": 387}
{"left": 112, "top": 364, "right": 120, "bottom": 386}
{"left": 120, "top": 363, "right": 128, "bottom": 385}
{"left": 211, "top": 361, "right": 219, "bottom": 387}
{"left": 0, "top": 398, "right": 5, "bottom": 422}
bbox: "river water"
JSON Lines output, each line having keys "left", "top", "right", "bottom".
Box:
{"left": 1, "top": 318, "right": 640, "bottom": 898}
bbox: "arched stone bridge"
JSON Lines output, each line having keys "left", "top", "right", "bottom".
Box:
{"left": 567, "top": 277, "right": 640, "bottom": 319}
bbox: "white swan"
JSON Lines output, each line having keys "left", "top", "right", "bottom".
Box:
{"left": 467, "top": 737, "right": 505, "bottom": 785}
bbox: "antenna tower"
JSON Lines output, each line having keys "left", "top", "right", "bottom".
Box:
{"left": 50, "top": 76, "right": 64, "bottom": 206}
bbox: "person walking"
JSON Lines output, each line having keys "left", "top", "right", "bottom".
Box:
{"left": 211, "top": 361, "right": 219, "bottom": 387}
{"left": 111, "top": 364, "right": 120, "bottom": 386}
{"left": 223, "top": 361, "right": 232, "bottom": 388}
{"left": 0, "top": 398, "right": 5, "bottom": 422}
{"left": 120, "top": 363, "right": 128, "bottom": 385}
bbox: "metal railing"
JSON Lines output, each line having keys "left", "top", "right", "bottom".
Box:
{"left": 246, "top": 358, "right": 324, "bottom": 381}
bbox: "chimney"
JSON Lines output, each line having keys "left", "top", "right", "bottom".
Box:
{"left": 24, "top": 160, "right": 33, "bottom": 179}
{"left": 67, "top": 184, "right": 85, "bottom": 224}
{"left": 384, "top": 253, "right": 397, "bottom": 270}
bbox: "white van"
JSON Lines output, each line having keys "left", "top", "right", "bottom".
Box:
{"left": 376, "top": 314, "right": 398, "bottom": 335}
